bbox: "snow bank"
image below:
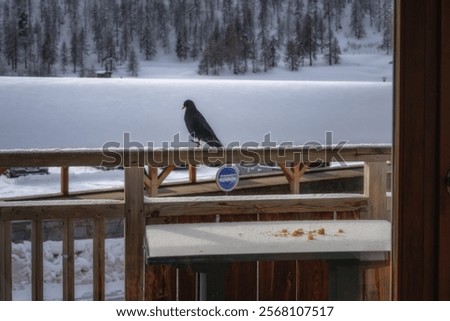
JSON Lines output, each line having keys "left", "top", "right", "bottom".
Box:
{"left": 11, "top": 238, "right": 124, "bottom": 301}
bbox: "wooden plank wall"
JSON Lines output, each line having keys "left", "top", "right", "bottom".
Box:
{"left": 144, "top": 210, "right": 390, "bottom": 301}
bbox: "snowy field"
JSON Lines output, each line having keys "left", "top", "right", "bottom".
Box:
{"left": 1, "top": 53, "right": 393, "bottom": 300}
{"left": 0, "top": 54, "right": 392, "bottom": 150}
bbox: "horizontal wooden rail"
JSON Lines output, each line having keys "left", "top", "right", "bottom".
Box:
{"left": 0, "top": 145, "right": 391, "bottom": 167}
{"left": 0, "top": 199, "right": 124, "bottom": 221}
{"left": 145, "top": 194, "right": 368, "bottom": 217}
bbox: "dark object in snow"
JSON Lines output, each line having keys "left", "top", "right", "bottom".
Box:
{"left": 4, "top": 167, "right": 49, "bottom": 178}
{"left": 182, "top": 100, "right": 223, "bottom": 148}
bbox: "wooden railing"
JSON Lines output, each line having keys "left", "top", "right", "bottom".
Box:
{"left": 0, "top": 145, "right": 391, "bottom": 301}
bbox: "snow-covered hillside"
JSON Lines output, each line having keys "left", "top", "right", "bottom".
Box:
{"left": 0, "top": 0, "right": 393, "bottom": 77}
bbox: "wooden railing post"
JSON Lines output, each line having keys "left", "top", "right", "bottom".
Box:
{"left": 61, "top": 167, "right": 69, "bottom": 196}
{"left": 124, "top": 167, "right": 145, "bottom": 300}
{"left": 93, "top": 217, "right": 105, "bottom": 301}
{"left": 31, "top": 219, "right": 44, "bottom": 300}
{"left": 62, "top": 218, "right": 75, "bottom": 301}
{"left": 364, "top": 162, "right": 388, "bottom": 220}
{"left": 189, "top": 165, "right": 197, "bottom": 183}
{"left": 279, "top": 163, "right": 308, "bottom": 194}
{"left": 0, "top": 220, "right": 12, "bottom": 300}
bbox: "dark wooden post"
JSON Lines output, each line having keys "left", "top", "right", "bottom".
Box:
{"left": 0, "top": 220, "right": 12, "bottom": 300}
{"left": 62, "top": 219, "right": 75, "bottom": 301}
{"left": 125, "top": 167, "right": 145, "bottom": 300}
{"left": 61, "top": 167, "right": 69, "bottom": 196}
{"left": 189, "top": 165, "right": 197, "bottom": 183}
{"left": 93, "top": 217, "right": 105, "bottom": 300}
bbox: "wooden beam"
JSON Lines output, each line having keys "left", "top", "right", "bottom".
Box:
{"left": 158, "top": 165, "right": 176, "bottom": 185}
{"left": 0, "top": 220, "right": 12, "bottom": 300}
{"left": 62, "top": 218, "right": 74, "bottom": 301}
{"left": 364, "top": 162, "right": 388, "bottom": 220}
{"left": 31, "top": 219, "right": 44, "bottom": 300}
{"left": 144, "top": 166, "right": 176, "bottom": 196}
{"left": 61, "top": 167, "right": 69, "bottom": 196}
{"left": 145, "top": 194, "right": 368, "bottom": 217}
{"left": 0, "top": 199, "right": 124, "bottom": 221}
{"left": 0, "top": 145, "right": 392, "bottom": 168}
{"left": 149, "top": 167, "right": 158, "bottom": 196}
{"left": 189, "top": 165, "right": 197, "bottom": 183}
{"left": 93, "top": 217, "right": 105, "bottom": 301}
{"left": 279, "top": 163, "right": 308, "bottom": 194}
{"left": 124, "top": 167, "right": 145, "bottom": 300}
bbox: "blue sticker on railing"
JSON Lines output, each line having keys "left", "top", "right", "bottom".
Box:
{"left": 216, "top": 165, "right": 239, "bottom": 192}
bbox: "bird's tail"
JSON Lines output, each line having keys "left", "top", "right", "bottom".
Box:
{"left": 207, "top": 139, "right": 223, "bottom": 148}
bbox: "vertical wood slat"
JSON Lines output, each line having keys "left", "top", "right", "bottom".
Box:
{"left": 297, "top": 261, "right": 329, "bottom": 300}
{"left": 149, "top": 167, "right": 158, "bottom": 197}
{"left": 61, "top": 167, "right": 69, "bottom": 196}
{"left": 439, "top": 0, "right": 450, "bottom": 300}
{"left": 221, "top": 213, "right": 258, "bottom": 300}
{"left": 259, "top": 261, "right": 297, "bottom": 300}
{"left": 189, "top": 165, "right": 197, "bottom": 183}
{"left": 93, "top": 217, "right": 105, "bottom": 301}
{"left": 0, "top": 220, "right": 12, "bottom": 300}
{"left": 124, "top": 167, "right": 145, "bottom": 300}
{"left": 0, "top": 219, "right": 4, "bottom": 301}
{"left": 31, "top": 219, "right": 44, "bottom": 300}
{"left": 362, "top": 162, "right": 389, "bottom": 300}
{"left": 364, "top": 162, "right": 388, "bottom": 220}
{"left": 145, "top": 265, "right": 177, "bottom": 301}
{"left": 62, "top": 219, "right": 74, "bottom": 301}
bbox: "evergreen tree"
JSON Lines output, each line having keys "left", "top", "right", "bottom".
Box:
{"left": 284, "top": 39, "right": 300, "bottom": 71}
{"left": 258, "top": 0, "right": 271, "bottom": 72}
{"left": 380, "top": 0, "right": 393, "bottom": 55}
{"left": 324, "top": 28, "right": 341, "bottom": 65}
{"left": 127, "top": 47, "right": 139, "bottom": 77}
{"left": 77, "top": 27, "right": 88, "bottom": 71}
{"left": 60, "top": 41, "right": 68, "bottom": 73}
{"left": 176, "top": 27, "right": 189, "bottom": 61}
{"left": 189, "top": 0, "right": 202, "bottom": 61}
{"left": 70, "top": 29, "right": 78, "bottom": 73}
{"left": 140, "top": 23, "right": 156, "bottom": 61}
{"left": 350, "top": 0, "right": 366, "bottom": 39}
{"left": 302, "top": 13, "right": 316, "bottom": 66}
{"left": 198, "top": 22, "right": 223, "bottom": 75}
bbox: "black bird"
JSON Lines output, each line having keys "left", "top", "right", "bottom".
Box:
{"left": 182, "top": 99, "right": 223, "bottom": 148}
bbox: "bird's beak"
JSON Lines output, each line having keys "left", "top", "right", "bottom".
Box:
{"left": 181, "top": 106, "right": 185, "bottom": 110}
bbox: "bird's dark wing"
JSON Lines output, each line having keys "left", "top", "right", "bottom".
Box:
{"left": 188, "top": 111, "right": 223, "bottom": 147}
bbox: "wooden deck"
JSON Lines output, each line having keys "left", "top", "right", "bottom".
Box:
{"left": 0, "top": 146, "right": 391, "bottom": 301}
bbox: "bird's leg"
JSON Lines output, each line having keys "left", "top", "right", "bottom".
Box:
{"left": 190, "top": 137, "right": 201, "bottom": 147}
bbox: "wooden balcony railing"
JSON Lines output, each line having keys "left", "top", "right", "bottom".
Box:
{"left": 0, "top": 145, "right": 391, "bottom": 301}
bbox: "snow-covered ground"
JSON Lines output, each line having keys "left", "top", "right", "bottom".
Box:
{"left": 12, "top": 237, "right": 125, "bottom": 301}
{"left": 1, "top": 53, "right": 393, "bottom": 300}
{"left": 0, "top": 54, "right": 392, "bottom": 150}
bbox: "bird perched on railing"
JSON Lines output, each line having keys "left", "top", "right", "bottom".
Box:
{"left": 182, "top": 99, "right": 223, "bottom": 148}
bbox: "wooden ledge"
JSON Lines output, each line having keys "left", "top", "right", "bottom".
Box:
{"left": 145, "top": 194, "right": 368, "bottom": 217}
